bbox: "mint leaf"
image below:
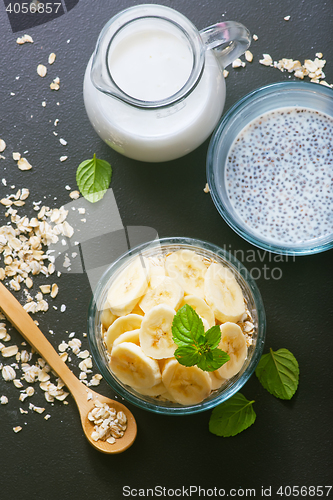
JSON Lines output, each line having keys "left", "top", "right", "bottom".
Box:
{"left": 76, "top": 154, "right": 112, "bottom": 203}
{"left": 197, "top": 348, "right": 230, "bottom": 372}
{"left": 205, "top": 325, "right": 222, "bottom": 350}
{"left": 172, "top": 304, "right": 204, "bottom": 345}
{"left": 255, "top": 348, "right": 299, "bottom": 400}
{"left": 209, "top": 393, "right": 256, "bottom": 437}
{"left": 174, "top": 345, "right": 201, "bottom": 367}
{"left": 172, "top": 305, "right": 229, "bottom": 372}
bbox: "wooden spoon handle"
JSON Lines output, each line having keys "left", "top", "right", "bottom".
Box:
{"left": 0, "top": 282, "right": 83, "bottom": 396}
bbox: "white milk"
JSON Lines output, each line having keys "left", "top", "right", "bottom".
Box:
{"left": 83, "top": 25, "right": 226, "bottom": 162}
{"left": 109, "top": 28, "right": 193, "bottom": 102}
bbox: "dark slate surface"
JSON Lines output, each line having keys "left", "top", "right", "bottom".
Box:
{"left": 0, "top": 1, "right": 332, "bottom": 498}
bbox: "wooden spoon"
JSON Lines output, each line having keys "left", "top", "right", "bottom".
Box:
{"left": 0, "top": 282, "right": 137, "bottom": 454}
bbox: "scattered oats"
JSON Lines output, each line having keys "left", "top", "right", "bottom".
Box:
{"left": 58, "top": 341, "right": 68, "bottom": 352}
{"left": 1, "top": 198, "right": 12, "bottom": 206}
{"left": 60, "top": 156, "right": 68, "bottom": 162}
{"left": 60, "top": 304, "right": 66, "bottom": 313}
{"left": 253, "top": 34, "right": 258, "bottom": 41}
{"left": 59, "top": 138, "right": 67, "bottom": 146}
{"left": 16, "top": 34, "right": 33, "bottom": 44}
{"left": 294, "top": 69, "right": 305, "bottom": 79}
{"left": 223, "top": 69, "right": 229, "bottom": 78}
{"left": 20, "top": 188, "right": 30, "bottom": 200}
{"left": 232, "top": 58, "right": 245, "bottom": 68}
{"left": 42, "top": 101, "right": 46, "bottom": 107}
{"left": 20, "top": 350, "right": 30, "bottom": 363}
{"left": 1, "top": 395, "right": 8, "bottom": 404}
{"left": 0, "top": 139, "right": 6, "bottom": 152}
{"left": 203, "top": 183, "right": 210, "bottom": 193}
{"left": 2, "top": 365, "right": 16, "bottom": 381}
{"left": 37, "top": 64, "right": 47, "bottom": 78}
{"left": 50, "top": 283, "right": 59, "bottom": 298}
{"left": 13, "top": 151, "right": 22, "bottom": 160}
{"left": 319, "top": 80, "right": 332, "bottom": 87}
{"left": 68, "top": 338, "right": 81, "bottom": 354}
{"left": 19, "top": 392, "right": 28, "bottom": 402}
{"left": 44, "top": 414, "right": 51, "bottom": 420}
{"left": 1, "top": 178, "right": 7, "bottom": 186}
{"left": 69, "top": 190, "right": 80, "bottom": 200}
{"left": 55, "top": 391, "right": 69, "bottom": 401}
{"left": 48, "top": 52, "right": 56, "bottom": 65}
{"left": 54, "top": 119, "right": 59, "bottom": 126}
{"left": 245, "top": 50, "right": 253, "bottom": 63}
{"left": 13, "top": 379, "right": 24, "bottom": 389}
{"left": 59, "top": 352, "right": 68, "bottom": 362}
{"left": 259, "top": 54, "right": 273, "bottom": 66}
{"left": 40, "top": 284, "right": 51, "bottom": 294}
{"left": 1, "top": 345, "right": 19, "bottom": 357}
{"left": 50, "top": 77, "right": 60, "bottom": 90}
{"left": 17, "top": 157, "right": 32, "bottom": 171}
{"left": 89, "top": 374, "right": 102, "bottom": 386}
{"left": 87, "top": 391, "right": 93, "bottom": 401}
{"left": 33, "top": 405, "right": 45, "bottom": 414}
{"left": 316, "top": 52, "right": 323, "bottom": 59}
{"left": 20, "top": 407, "right": 28, "bottom": 414}
{"left": 78, "top": 350, "right": 90, "bottom": 359}
{"left": 79, "top": 357, "right": 92, "bottom": 372}
{"left": 44, "top": 392, "right": 54, "bottom": 403}
{"left": 284, "top": 15, "right": 291, "bottom": 21}
{"left": 13, "top": 426, "right": 22, "bottom": 433}
{"left": 79, "top": 372, "right": 87, "bottom": 380}
{"left": 26, "top": 386, "right": 35, "bottom": 397}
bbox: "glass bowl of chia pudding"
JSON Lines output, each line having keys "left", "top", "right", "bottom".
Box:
{"left": 87, "top": 237, "right": 266, "bottom": 415}
{"left": 207, "top": 81, "right": 333, "bottom": 255}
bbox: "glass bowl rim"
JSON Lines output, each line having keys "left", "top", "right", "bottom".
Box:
{"left": 87, "top": 236, "right": 266, "bottom": 415}
{"left": 206, "top": 81, "right": 333, "bottom": 256}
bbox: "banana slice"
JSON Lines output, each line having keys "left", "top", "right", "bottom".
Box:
{"left": 107, "top": 256, "right": 150, "bottom": 316}
{"left": 133, "top": 381, "right": 168, "bottom": 397}
{"left": 215, "top": 322, "right": 247, "bottom": 379}
{"left": 139, "top": 276, "right": 184, "bottom": 313}
{"left": 181, "top": 295, "right": 215, "bottom": 328}
{"left": 139, "top": 304, "right": 177, "bottom": 359}
{"left": 209, "top": 372, "right": 226, "bottom": 390}
{"left": 162, "top": 358, "right": 212, "bottom": 405}
{"left": 204, "top": 262, "right": 245, "bottom": 323}
{"left": 110, "top": 342, "right": 162, "bottom": 389}
{"left": 112, "top": 328, "right": 140, "bottom": 347}
{"left": 105, "top": 314, "right": 143, "bottom": 351}
{"left": 148, "top": 257, "right": 166, "bottom": 288}
{"left": 165, "top": 249, "right": 207, "bottom": 299}
{"left": 100, "top": 302, "right": 117, "bottom": 330}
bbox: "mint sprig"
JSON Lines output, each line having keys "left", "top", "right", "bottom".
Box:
{"left": 76, "top": 154, "right": 112, "bottom": 203}
{"left": 172, "top": 304, "right": 230, "bottom": 372}
{"left": 255, "top": 348, "right": 299, "bottom": 400}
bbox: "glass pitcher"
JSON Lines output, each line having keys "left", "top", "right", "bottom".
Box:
{"left": 83, "top": 4, "right": 251, "bottom": 163}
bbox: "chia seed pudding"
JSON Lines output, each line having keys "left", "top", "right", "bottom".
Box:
{"left": 225, "top": 107, "right": 333, "bottom": 245}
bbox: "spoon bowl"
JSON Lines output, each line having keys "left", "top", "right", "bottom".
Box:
{"left": 0, "top": 282, "right": 137, "bottom": 454}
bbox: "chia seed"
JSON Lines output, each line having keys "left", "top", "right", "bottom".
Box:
{"left": 225, "top": 107, "right": 333, "bottom": 245}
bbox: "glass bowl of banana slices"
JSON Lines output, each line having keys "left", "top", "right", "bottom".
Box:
{"left": 87, "top": 237, "right": 266, "bottom": 415}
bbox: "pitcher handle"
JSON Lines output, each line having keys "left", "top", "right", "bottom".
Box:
{"left": 200, "top": 21, "right": 251, "bottom": 68}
